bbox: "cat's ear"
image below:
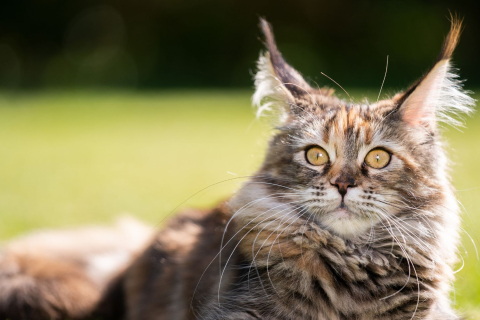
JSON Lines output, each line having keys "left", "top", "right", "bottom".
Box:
{"left": 252, "top": 19, "right": 327, "bottom": 122}
{"left": 394, "top": 16, "right": 474, "bottom": 130}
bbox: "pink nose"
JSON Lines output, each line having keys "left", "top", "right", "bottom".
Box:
{"left": 330, "top": 178, "right": 356, "bottom": 196}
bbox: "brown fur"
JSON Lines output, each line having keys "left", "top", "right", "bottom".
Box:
{"left": 0, "top": 217, "right": 153, "bottom": 319}
{"left": 123, "top": 204, "right": 238, "bottom": 320}
{"left": 0, "top": 253, "right": 100, "bottom": 320}
{"left": 0, "top": 17, "right": 473, "bottom": 320}
{"left": 438, "top": 13, "right": 463, "bottom": 61}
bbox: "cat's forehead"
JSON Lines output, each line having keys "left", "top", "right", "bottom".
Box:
{"left": 296, "top": 94, "right": 393, "bottom": 125}
{"left": 290, "top": 95, "right": 398, "bottom": 150}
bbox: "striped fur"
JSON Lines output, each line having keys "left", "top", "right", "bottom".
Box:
{"left": 0, "top": 17, "right": 474, "bottom": 320}
{"left": 202, "top": 17, "right": 473, "bottom": 319}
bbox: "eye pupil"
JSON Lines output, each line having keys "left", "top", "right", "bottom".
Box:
{"left": 306, "top": 147, "right": 329, "bottom": 166}
{"left": 365, "top": 148, "right": 390, "bottom": 169}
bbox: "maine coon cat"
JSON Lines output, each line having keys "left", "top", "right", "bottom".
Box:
{"left": 0, "top": 17, "right": 474, "bottom": 320}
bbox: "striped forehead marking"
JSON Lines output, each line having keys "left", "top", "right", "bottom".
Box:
{"left": 321, "top": 106, "right": 374, "bottom": 145}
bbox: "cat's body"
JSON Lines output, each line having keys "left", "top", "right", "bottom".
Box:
{"left": 0, "top": 18, "right": 474, "bottom": 320}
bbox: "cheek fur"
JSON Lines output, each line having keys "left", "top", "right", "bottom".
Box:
{"left": 302, "top": 185, "right": 342, "bottom": 214}
{"left": 260, "top": 120, "right": 443, "bottom": 239}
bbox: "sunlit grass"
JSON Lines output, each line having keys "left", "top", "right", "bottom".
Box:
{"left": 0, "top": 90, "right": 478, "bottom": 316}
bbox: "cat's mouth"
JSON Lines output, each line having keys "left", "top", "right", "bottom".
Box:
{"left": 331, "top": 202, "right": 353, "bottom": 218}
{"left": 318, "top": 200, "right": 373, "bottom": 237}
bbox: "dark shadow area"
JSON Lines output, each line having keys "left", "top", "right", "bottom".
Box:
{"left": 0, "top": 0, "right": 478, "bottom": 89}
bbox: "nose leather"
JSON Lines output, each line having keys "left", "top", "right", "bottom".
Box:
{"left": 330, "top": 177, "right": 356, "bottom": 196}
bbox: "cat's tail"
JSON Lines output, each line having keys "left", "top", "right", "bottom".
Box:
{"left": 0, "top": 217, "right": 154, "bottom": 320}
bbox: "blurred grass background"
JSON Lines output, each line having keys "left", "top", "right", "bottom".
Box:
{"left": 0, "top": 90, "right": 478, "bottom": 316}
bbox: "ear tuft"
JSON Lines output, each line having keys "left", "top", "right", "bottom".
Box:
{"left": 401, "top": 60, "right": 475, "bottom": 128}
{"left": 431, "top": 62, "right": 475, "bottom": 127}
{"left": 258, "top": 19, "right": 308, "bottom": 90}
{"left": 398, "top": 16, "right": 475, "bottom": 129}
{"left": 252, "top": 18, "right": 314, "bottom": 122}
{"left": 252, "top": 52, "right": 291, "bottom": 121}
{"left": 438, "top": 13, "right": 463, "bottom": 61}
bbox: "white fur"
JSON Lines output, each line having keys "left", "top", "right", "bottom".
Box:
{"left": 252, "top": 53, "right": 291, "bottom": 123}
{"left": 402, "top": 59, "right": 475, "bottom": 127}
{"left": 4, "top": 216, "right": 154, "bottom": 286}
{"left": 87, "top": 250, "right": 130, "bottom": 284}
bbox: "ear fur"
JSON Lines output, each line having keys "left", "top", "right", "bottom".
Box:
{"left": 252, "top": 19, "right": 314, "bottom": 121}
{"left": 252, "top": 52, "right": 292, "bottom": 121}
{"left": 397, "top": 16, "right": 475, "bottom": 129}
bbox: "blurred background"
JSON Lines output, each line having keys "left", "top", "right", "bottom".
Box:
{"left": 0, "top": 0, "right": 479, "bottom": 317}
{"left": 1, "top": 0, "right": 480, "bottom": 89}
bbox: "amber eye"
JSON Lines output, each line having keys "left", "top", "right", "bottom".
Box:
{"left": 306, "top": 146, "right": 329, "bottom": 166}
{"left": 364, "top": 149, "right": 391, "bottom": 169}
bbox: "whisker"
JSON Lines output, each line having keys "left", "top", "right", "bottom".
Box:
{"left": 454, "top": 254, "right": 465, "bottom": 274}
{"left": 265, "top": 207, "right": 310, "bottom": 295}
{"left": 278, "top": 83, "right": 322, "bottom": 110}
{"left": 376, "top": 211, "right": 421, "bottom": 320}
{"left": 376, "top": 55, "right": 389, "bottom": 102}
{"left": 320, "top": 72, "right": 352, "bottom": 100}
{"left": 377, "top": 219, "right": 413, "bottom": 300}
{"left": 220, "top": 191, "right": 304, "bottom": 279}
{"left": 460, "top": 226, "right": 479, "bottom": 261}
{"left": 244, "top": 201, "right": 305, "bottom": 294}
{"left": 247, "top": 204, "right": 305, "bottom": 294}
{"left": 217, "top": 201, "right": 305, "bottom": 303}
{"left": 299, "top": 208, "right": 317, "bottom": 265}
{"left": 191, "top": 198, "right": 304, "bottom": 308}
{"left": 155, "top": 175, "right": 254, "bottom": 227}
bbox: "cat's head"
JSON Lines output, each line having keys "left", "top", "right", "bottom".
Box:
{"left": 247, "top": 18, "right": 474, "bottom": 238}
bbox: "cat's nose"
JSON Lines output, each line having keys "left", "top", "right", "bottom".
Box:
{"left": 330, "top": 177, "right": 356, "bottom": 196}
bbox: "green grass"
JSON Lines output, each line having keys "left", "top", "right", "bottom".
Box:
{"left": 0, "top": 90, "right": 479, "bottom": 317}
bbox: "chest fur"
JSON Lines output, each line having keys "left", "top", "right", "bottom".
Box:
{"left": 236, "top": 223, "right": 441, "bottom": 319}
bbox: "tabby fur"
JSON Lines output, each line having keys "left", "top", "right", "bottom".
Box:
{"left": 0, "top": 17, "right": 474, "bottom": 320}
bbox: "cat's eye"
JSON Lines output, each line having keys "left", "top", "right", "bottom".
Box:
{"left": 364, "top": 149, "right": 391, "bottom": 169}
{"left": 305, "top": 146, "right": 329, "bottom": 166}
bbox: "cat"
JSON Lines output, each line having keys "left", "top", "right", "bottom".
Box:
{"left": 0, "top": 17, "right": 474, "bottom": 320}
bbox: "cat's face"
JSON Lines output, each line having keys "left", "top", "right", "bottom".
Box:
{"left": 240, "top": 19, "right": 473, "bottom": 238}
{"left": 260, "top": 97, "right": 438, "bottom": 237}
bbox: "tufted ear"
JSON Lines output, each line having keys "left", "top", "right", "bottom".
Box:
{"left": 252, "top": 19, "right": 332, "bottom": 122}
{"left": 395, "top": 16, "right": 475, "bottom": 130}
